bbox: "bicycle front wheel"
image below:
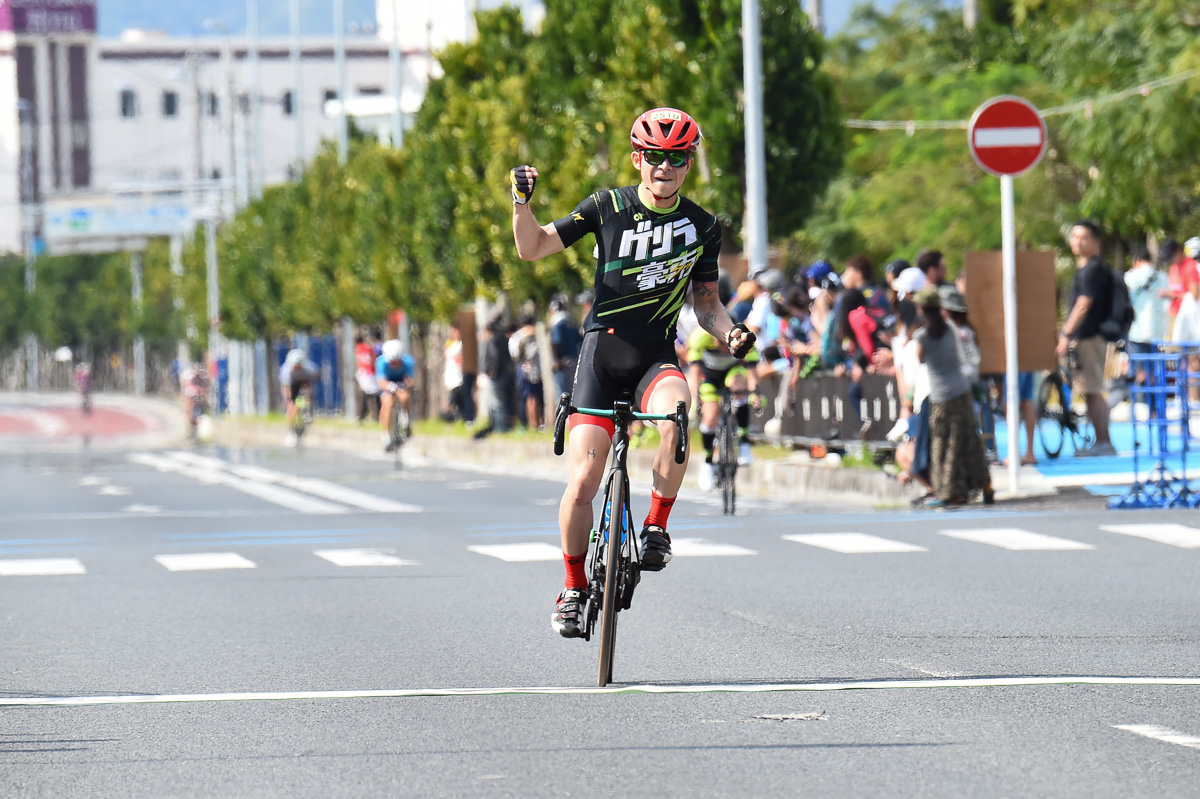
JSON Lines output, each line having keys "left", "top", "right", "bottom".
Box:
{"left": 597, "top": 473, "right": 625, "bottom": 687}
{"left": 718, "top": 416, "right": 737, "bottom": 515}
{"left": 1036, "top": 376, "right": 1066, "bottom": 460}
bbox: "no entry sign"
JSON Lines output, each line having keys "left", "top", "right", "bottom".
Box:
{"left": 968, "top": 96, "right": 1046, "bottom": 177}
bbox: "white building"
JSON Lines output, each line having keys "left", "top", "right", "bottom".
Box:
{"left": 0, "top": 0, "right": 492, "bottom": 255}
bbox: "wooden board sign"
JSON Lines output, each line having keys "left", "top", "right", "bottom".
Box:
{"left": 963, "top": 250, "right": 1058, "bottom": 375}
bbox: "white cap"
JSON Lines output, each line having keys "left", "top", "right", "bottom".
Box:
{"left": 893, "top": 267, "right": 927, "bottom": 299}
{"left": 1185, "top": 237, "right": 1200, "bottom": 259}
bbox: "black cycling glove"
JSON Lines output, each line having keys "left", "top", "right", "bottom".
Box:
{"left": 727, "top": 323, "right": 756, "bottom": 359}
{"left": 510, "top": 165, "right": 537, "bottom": 205}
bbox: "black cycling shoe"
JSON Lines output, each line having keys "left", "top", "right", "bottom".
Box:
{"left": 639, "top": 525, "right": 672, "bottom": 572}
{"left": 551, "top": 589, "right": 588, "bottom": 638}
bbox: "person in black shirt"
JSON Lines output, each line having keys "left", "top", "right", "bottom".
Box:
{"left": 511, "top": 107, "right": 755, "bottom": 638}
{"left": 1057, "top": 220, "right": 1114, "bottom": 456}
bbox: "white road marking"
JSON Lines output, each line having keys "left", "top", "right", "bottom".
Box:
{"left": 122, "top": 504, "right": 163, "bottom": 514}
{"left": 1100, "top": 524, "right": 1200, "bottom": 549}
{"left": 1113, "top": 724, "right": 1200, "bottom": 751}
{"left": 939, "top": 528, "right": 1094, "bottom": 551}
{"left": 154, "top": 553, "right": 257, "bottom": 572}
{"left": 130, "top": 453, "right": 348, "bottom": 515}
{"left": 314, "top": 549, "right": 418, "bottom": 567}
{"left": 451, "top": 481, "right": 492, "bottom": 491}
{"left": 98, "top": 485, "right": 131, "bottom": 496}
{"left": 78, "top": 475, "right": 108, "bottom": 487}
{"left": 974, "top": 127, "right": 1043, "bottom": 147}
{"left": 0, "top": 558, "right": 87, "bottom": 577}
{"left": 5, "top": 676, "right": 1200, "bottom": 707}
{"left": 671, "top": 538, "right": 757, "bottom": 557}
{"left": 165, "top": 452, "right": 420, "bottom": 513}
{"left": 468, "top": 542, "right": 563, "bottom": 562}
{"left": 783, "top": 532, "right": 926, "bottom": 554}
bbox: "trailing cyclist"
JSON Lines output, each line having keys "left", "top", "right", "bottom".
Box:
{"left": 687, "top": 319, "right": 760, "bottom": 492}
{"left": 376, "top": 339, "right": 415, "bottom": 451}
{"left": 511, "top": 107, "right": 755, "bottom": 638}
{"left": 280, "top": 348, "right": 319, "bottom": 447}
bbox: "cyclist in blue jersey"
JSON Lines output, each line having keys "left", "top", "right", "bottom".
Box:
{"left": 511, "top": 107, "right": 755, "bottom": 638}
{"left": 376, "top": 339, "right": 415, "bottom": 450}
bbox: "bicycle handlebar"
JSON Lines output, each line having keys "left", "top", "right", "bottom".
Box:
{"left": 552, "top": 394, "right": 690, "bottom": 464}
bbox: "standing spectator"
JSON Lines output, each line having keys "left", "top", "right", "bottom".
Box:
{"left": 479, "top": 320, "right": 515, "bottom": 435}
{"left": 441, "top": 322, "right": 466, "bottom": 422}
{"left": 916, "top": 249, "right": 948, "bottom": 287}
{"left": 1161, "top": 238, "right": 1199, "bottom": 335}
{"left": 745, "top": 268, "right": 786, "bottom": 338}
{"left": 729, "top": 278, "right": 758, "bottom": 324}
{"left": 841, "top": 254, "right": 889, "bottom": 314}
{"left": 574, "top": 290, "right": 595, "bottom": 331}
{"left": 1057, "top": 220, "right": 1115, "bottom": 457}
{"left": 914, "top": 287, "right": 993, "bottom": 506}
{"left": 355, "top": 333, "right": 381, "bottom": 424}
{"left": 511, "top": 314, "right": 544, "bottom": 430}
{"left": 548, "top": 294, "right": 582, "bottom": 401}
{"left": 1125, "top": 247, "right": 1169, "bottom": 389}
{"left": 891, "top": 300, "right": 935, "bottom": 502}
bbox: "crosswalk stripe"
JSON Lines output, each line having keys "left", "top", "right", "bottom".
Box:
{"left": 165, "top": 452, "right": 421, "bottom": 514}
{"left": 671, "top": 538, "right": 757, "bottom": 557}
{"left": 1113, "top": 724, "right": 1200, "bottom": 751}
{"left": 1100, "top": 524, "right": 1200, "bottom": 549}
{"left": 130, "top": 453, "right": 349, "bottom": 515}
{"left": 939, "top": 528, "right": 1094, "bottom": 551}
{"left": 314, "top": 549, "right": 418, "bottom": 567}
{"left": 468, "top": 543, "right": 562, "bottom": 562}
{"left": 782, "top": 532, "right": 926, "bottom": 554}
{"left": 154, "top": 553, "right": 257, "bottom": 571}
{"left": 0, "top": 558, "right": 87, "bottom": 576}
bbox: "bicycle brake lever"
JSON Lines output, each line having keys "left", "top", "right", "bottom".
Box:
{"left": 673, "top": 400, "right": 688, "bottom": 465}
{"left": 553, "top": 393, "right": 571, "bottom": 456}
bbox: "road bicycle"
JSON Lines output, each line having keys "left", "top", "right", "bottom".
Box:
{"left": 187, "top": 394, "right": 209, "bottom": 442}
{"left": 552, "top": 391, "right": 688, "bottom": 687}
{"left": 713, "top": 387, "right": 743, "bottom": 515}
{"left": 1037, "top": 363, "right": 1094, "bottom": 459}
{"left": 291, "top": 392, "right": 314, "bottom": 445}
{"left": 385, "top": 387, "right": 411, "bottom": 467}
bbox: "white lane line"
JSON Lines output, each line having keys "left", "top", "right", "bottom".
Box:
{"left": 783, "top": 532, "right": 926, "bottom": 554}
{"left": 0, "top": 558, "right": 87, "bottom": 577}
{"left": 468, "top": 542, "right": 562, "bottom": 562}
{"left": 154, "top": 553, "right": 257, "bottom": 572}
{"left": 122, "top": 504, "right": 164, "bottom": 514}
{"left": 166, "top": 452, "right": 420, "bottom": 514}
{"left": 1100, "top": 524, "right": 1200, "bottom": 549}
{"left": 1113, "top": 724, "right": 1200, "bottom": 751}
{"left": 78, "top": 476, "right": 108, "bottom": 487}
{"left": 98, "top": 485, "right": 131, "bottom": 496}
{"left": 314, "top": 549, "right": 418, "bottom": 567}
{"left": 939, "top": 528, "right": 1094, "bottom": 551}
{"left": 5, "top": 676, "right": 1200, "bottom": 707}
{"left": 130, "top": 453, "right": 348, "bottom": 515}
{"left": 671, "top": 538, "right": 757, "bottom": 557}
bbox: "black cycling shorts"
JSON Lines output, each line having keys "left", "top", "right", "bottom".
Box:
{"left": 569, "top": 329, "right": 683, "bottom": 436}
{"left": 287, "top": 381, "right": 313, "bottom": 402}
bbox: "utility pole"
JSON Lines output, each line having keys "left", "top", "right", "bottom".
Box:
{"left": 188, "top": 52, "right": 205, "bottom": 182}
{"left": 221, "top": 29, "right": 237, "bottom": 213}
{"left": 170, "top": 234, "right": 189, "bottom": 366}
{"left": 805, "top": 0, "right": 823, "bottom": 34}
{"left": 964, "top": 0, "right": 978, "bottom": 29}
{"left": 289, "top": 0, "right": 304, "bottom": 178}
{"left": 19, "top": 99, "right": 38, "bottom": 390}
{"left": 334, "top": 0, "right": 349, "bottom": 164}
{"left": 389, "top": 0, "right": 403, "bottom": 147}
{"left": 132, "top": 251, "right": 145, "bottom": 396}
{"left": 741, "top": 0, "right": 768, "bottom": 277}
{"left": 247, "top": 0, "right": 263, "bottom": 197}
{"left": 206, "top": 218, "right": 222, "bottom": 406}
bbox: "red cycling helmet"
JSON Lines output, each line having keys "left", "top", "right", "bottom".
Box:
{"left": 630, "top": 107, "right": 702, "bottom": 152}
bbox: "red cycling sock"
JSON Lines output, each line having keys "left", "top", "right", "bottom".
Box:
{"left": 564, "top": 552, "right": 587, "bottom": 590}
{"left": 643, "top": 491, "right": 676, "bottom": 531}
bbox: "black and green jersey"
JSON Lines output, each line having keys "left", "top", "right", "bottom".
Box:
{"left": 552, "top": 185, "right": 721, "bottom": 342}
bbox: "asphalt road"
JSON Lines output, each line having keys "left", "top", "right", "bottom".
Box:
{"left": 2, "top": 433, "right": 1199, "bottom": 798}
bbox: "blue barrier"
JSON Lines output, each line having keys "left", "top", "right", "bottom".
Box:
{"left": 1110, "top": 342, "right": 1200, "bottom": 509}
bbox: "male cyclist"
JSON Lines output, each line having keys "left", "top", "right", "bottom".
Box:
{"left": 179, "top": 361, "right": 210, "bottom": 429}
{"left": 73, "top": 362, "right": 93, "bottom": 413}
{"left": 687, "top": 312, "right": 760, "bottom": 492}
{"left": 511, "top": 107, "right": 755, "bottom": 638}
{"left": 280, "top": 348, "right": 319, "bottom": 446}
{"left": 377, "top": 339, "right": 415, "bottom": 450}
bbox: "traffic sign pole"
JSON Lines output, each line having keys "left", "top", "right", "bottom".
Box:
{"left": 1000, "top": 174, "right": 1019, "bottom": 492}
{"left": 968, "top": 95, "right": 1047, "bottom": 497}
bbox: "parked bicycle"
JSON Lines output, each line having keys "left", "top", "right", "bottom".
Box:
{"left": 1037, "top": 363, "right": 1094, "bottom": 459}
{"left": 552, "top": 391, "right": 688, "bottom": 687}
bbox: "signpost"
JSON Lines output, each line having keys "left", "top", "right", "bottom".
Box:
{"left": 968, "top": 95, "right": 1047, "bottom": 493}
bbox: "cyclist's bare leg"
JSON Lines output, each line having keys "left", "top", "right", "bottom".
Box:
{"left": 558, "top": 423, "right": 611, "bottom": 557}
{"left": 644, "top": 376, "right": 691, "bottom": 498}
{"left": 379, "top": 390, "right": 395, "bottom": 433}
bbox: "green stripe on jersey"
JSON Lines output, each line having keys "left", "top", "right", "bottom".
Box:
{"left": 596, "top": 297, "right": 659, "bottom": 317}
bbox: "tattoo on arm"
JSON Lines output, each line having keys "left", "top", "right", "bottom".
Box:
{"left": 694, "top": 281, "right": 717, "bottom": 299}
{"left": 587, "top": 448, "right": 596, "bottom": 459}
{"left": 701, "top": 312, "right": 718, "bottom": 331}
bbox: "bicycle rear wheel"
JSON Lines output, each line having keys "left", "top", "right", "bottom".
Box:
{"left": 1036, "top": 376, "right": 1066, "bottom": 459}
{"left": 597, "top": 472, "right": 625, "bottom": 687}
{"left": 718, "top": 415, "right": 737, "bottom": 515}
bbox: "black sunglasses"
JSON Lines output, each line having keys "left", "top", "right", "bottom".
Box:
{"left": 639, "top": 149, "right": 690, "bottom": 167}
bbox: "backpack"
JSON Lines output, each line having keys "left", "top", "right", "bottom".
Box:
{"left": 1098, "top": 267, "right": 1135, "bottom": 343}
